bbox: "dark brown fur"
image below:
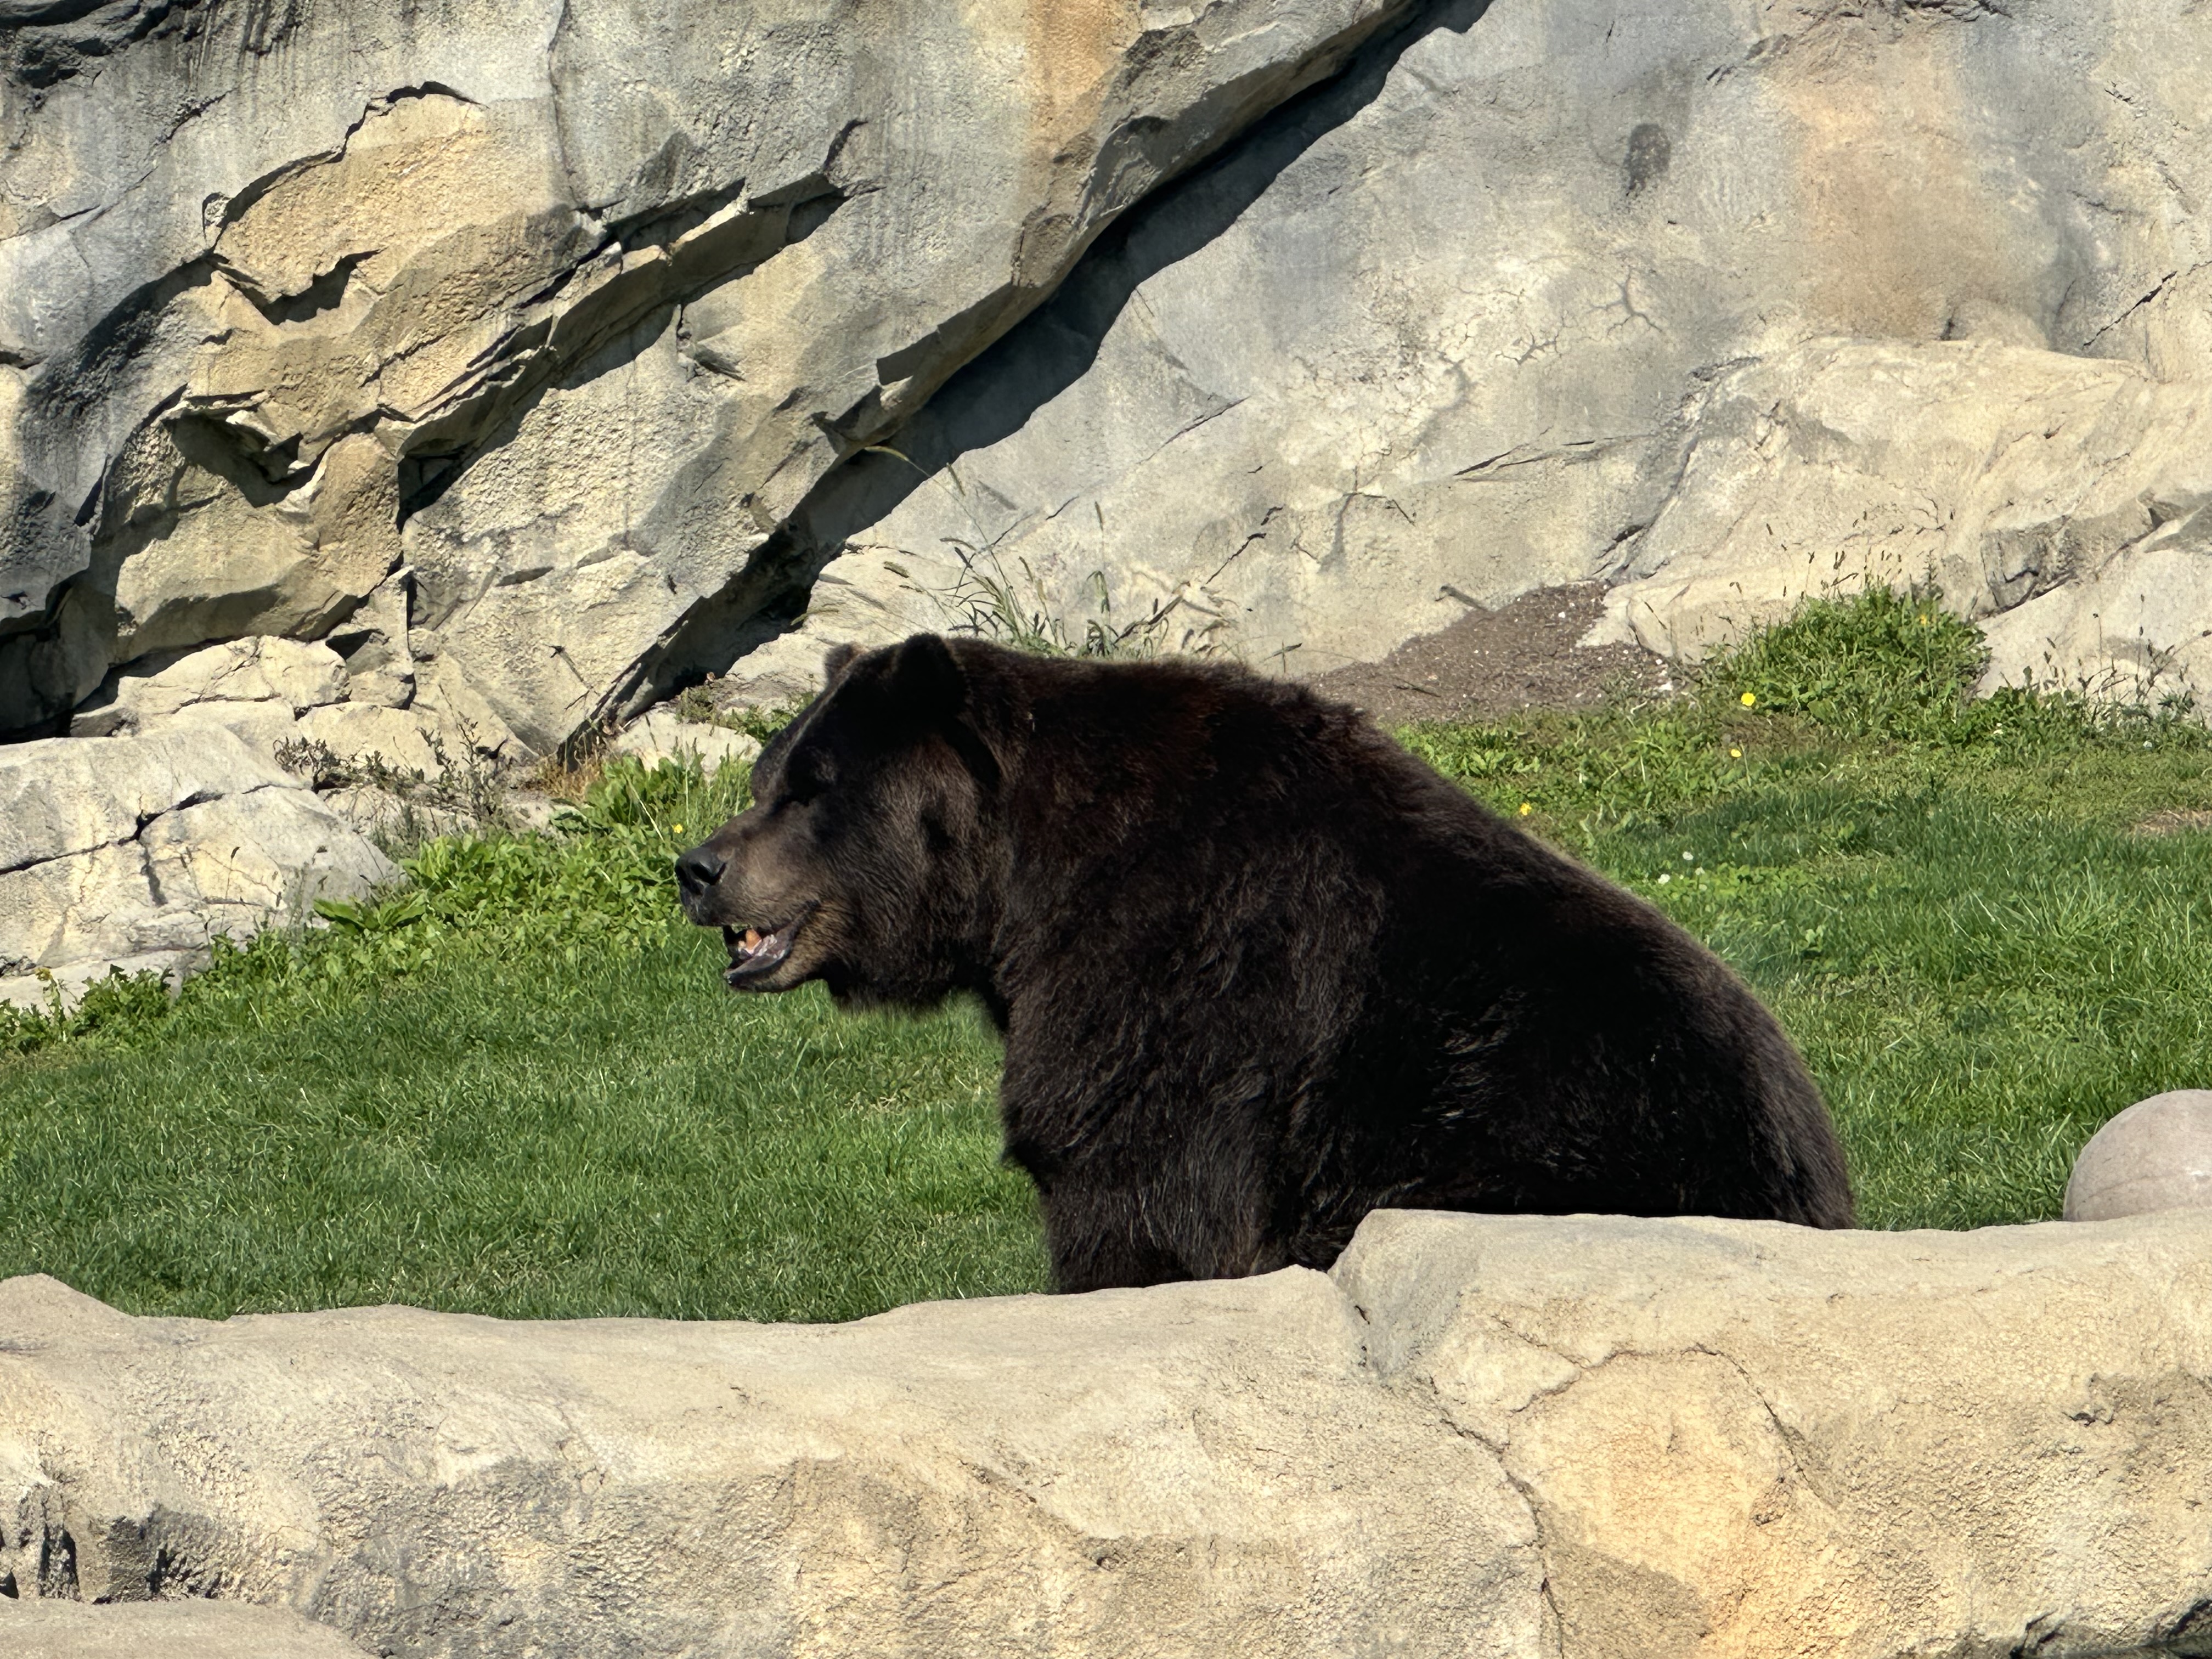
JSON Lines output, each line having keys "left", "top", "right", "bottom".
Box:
{"left": 677, "top": 635, "right": 1854, "bottom": 1291}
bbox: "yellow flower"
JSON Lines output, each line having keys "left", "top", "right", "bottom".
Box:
{"left": 1740, "top": 691, "right": 1757, "bottom": 707}
{"left": 1917, "top": 615, "right": 1929, "bottom": 626}
{"left": 1517, "top": 802, "right": 1533, "bottom": 817}
{"left": 673, "top": 823, "right": 685, "bottom": 834}
{"left": 1729, "top": 747, "right": 1743, "bottom": 758}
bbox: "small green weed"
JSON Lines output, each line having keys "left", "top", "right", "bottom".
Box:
{"left": 1701, "top": 585, "right": 1989, "bottom": 740}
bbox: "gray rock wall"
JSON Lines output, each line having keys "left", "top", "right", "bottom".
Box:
{"left": 760, "top": 0, "right": 2211, "bottom": 696}
{"left": 3, "top": 1209, "right": 2208, "bottom": 1657}
{"left": 1, "top": 0, "right": 1412, "bottom": 753}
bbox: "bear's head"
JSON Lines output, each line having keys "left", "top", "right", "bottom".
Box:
{"left": 675, "top": 635, "right": 1007, "bottom": 1009}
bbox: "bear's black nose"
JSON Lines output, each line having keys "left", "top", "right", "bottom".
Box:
{"left": 675, "top": 846, "right": 726, "bottom": 900}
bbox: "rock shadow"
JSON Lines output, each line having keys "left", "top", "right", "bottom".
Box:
{"left": 645, "top": 0, "right": 1494, "bottom": 696}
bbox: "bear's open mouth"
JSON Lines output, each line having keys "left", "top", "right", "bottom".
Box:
{"left": 723, "top": 912, "right": 804, "bottom": 986}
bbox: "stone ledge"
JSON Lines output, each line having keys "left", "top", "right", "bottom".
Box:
{"left": 0, "top": 1597, "right": 370, "bottom": 1658}
{"left": 1, "top": 1210, "right": 2207, "bottom": 1658}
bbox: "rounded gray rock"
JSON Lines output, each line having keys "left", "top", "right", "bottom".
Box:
{"left": 2065, "top": 1090, "right": 2212, "bottom": 1222}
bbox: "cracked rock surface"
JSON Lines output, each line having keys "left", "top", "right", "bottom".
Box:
{"left": 2, "top": 1209, "right": 2208, "bottom": 1657}
{"left": 0, "top": 725, "right": 393, "bottom": 1007}
{"left": 1588, "top": 337, "right": 2212, "bottom": 702}
{"left": 761, "top": 0, "right": 2212, "bottom": 698}
{"left": 7, "top": 0, "right": 2210, "bottom": 743}
{"left": 1, "top": 0, "right": 1412, "bottom": 752}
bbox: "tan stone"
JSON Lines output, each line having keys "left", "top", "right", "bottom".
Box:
{"left": 1338, "top": 1210, "right": 2212, "bottom": 1659}
{"left": 0, "top": 1599, "right": 371, "bottom": 1659}
{"left": 70, "top": 638, "right": 348, "bottom": 742}
{"left": 0, "top": 1263, "right": 1537, "bottom": 1659}
{"left": 321, "top": 568, "right": 416, "bottom": 710}
{"left": 608, "top": 707, "right": 760, "bottom": 775}
{"left": 1589, "top": 340, "right": 2212, "bottom": 691}
{"left": 0, "top": 729, "right": 393, "bottom": 983}
{"left": 293, "top": 703, "right": 444, "bottom": 778}
{"left": 799, "top": 0, "right": 2212, "bottom": 698}
{"left": 1, "top": 1211, "right": 2207, "bottom": 1658}
{"left": 1978, "top": 517, "right": 2212, "bottom": 706}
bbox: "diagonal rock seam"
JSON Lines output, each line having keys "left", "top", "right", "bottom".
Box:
{"left": 0, "top": 726, "right": 393, "bottom": 996}
{"left": 2, "top": 0, "right": 1423, "bottom": 747}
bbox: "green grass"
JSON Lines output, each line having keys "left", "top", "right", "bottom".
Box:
{"left": 0, "top": 756, "right": 1044, "bottom": 1321}
{"left": 4, "top": 588, "right": 2210, "bottom": 1319}
{"left": 1, "top": 946, "right": 1034, "bottom": 1322}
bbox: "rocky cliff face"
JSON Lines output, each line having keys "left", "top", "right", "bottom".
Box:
{"left": 761, "top": 0, "right": 2212, "bottom": 699}
{"left": 1, "top": 0, "right": 1410, "bottom": 754}
{"left": 8, "top": 0, "right": 2210, "bottom": 766}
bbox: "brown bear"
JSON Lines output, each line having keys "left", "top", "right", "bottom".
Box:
{"left": 676, "top": 635, "right": 1854, "bottom": 1291}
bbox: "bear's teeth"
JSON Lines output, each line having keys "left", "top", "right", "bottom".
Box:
{"left": 742, "top": 928, "right": 763, "bottom": 952}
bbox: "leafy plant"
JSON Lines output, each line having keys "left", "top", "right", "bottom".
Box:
{"left": 1700, "top": 585, "right": 1989, "bottom": 740}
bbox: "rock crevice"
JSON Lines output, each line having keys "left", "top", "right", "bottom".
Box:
{"left": 2, "top": 0, "right": 1415, "bottom": 748}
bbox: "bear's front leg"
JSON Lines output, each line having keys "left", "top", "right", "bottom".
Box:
{"left": 1039, "top": 1184, "right": 1193, "bottom": 1291}
{"left": 1037, "top": 1177, "right": 1288, "bottom": 1292}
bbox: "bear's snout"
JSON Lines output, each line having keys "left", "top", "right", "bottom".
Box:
{"left": 675, "top": 844, "right": 727, "bottom": 918}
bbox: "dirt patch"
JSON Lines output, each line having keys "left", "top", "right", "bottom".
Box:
{"left": 1309, "top": 584, "right": 1673, "bottom": 728}
{"left": 2133, "top": 808, "right": 2212, "bottom": 837}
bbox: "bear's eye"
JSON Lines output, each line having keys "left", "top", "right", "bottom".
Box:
{"left": 782, "top": 748, "right": 836, "bottom": 805}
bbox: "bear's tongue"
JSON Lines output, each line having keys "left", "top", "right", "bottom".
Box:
{"left": 723, "top": 921, "right": 796, "bottom": 983}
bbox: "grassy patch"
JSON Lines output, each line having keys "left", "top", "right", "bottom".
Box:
{"left": 4, "top": 589, "right": 2209, "bottom": 1318}
{"left": 1407, "top": 589, "right": 2212, "bottom": 1231}
{"left": 0, "top": 756, "right": 1041, "bottom": 1321}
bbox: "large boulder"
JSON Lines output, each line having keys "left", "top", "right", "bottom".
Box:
{"left": 0, "top": 727, "right": 393, "bottom": 1007}
{"left": 2, "top": 1210, "right": 2207, "bottom": 1657}
{"left": 0, "top": 0, "right": 1415, "bottom": 752}
{"left": 2066, "top": 1090, "right": 2212, "bottom": 1222}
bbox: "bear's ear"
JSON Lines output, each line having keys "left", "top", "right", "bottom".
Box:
{"left": 821, "top": 642, "right": 862, "bottom": 684}
{"left": 886, "top": 634, "right": 1002, "bottom": 794}
{"left": 885, "top": 634, "right": 966, "bottom": 719}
